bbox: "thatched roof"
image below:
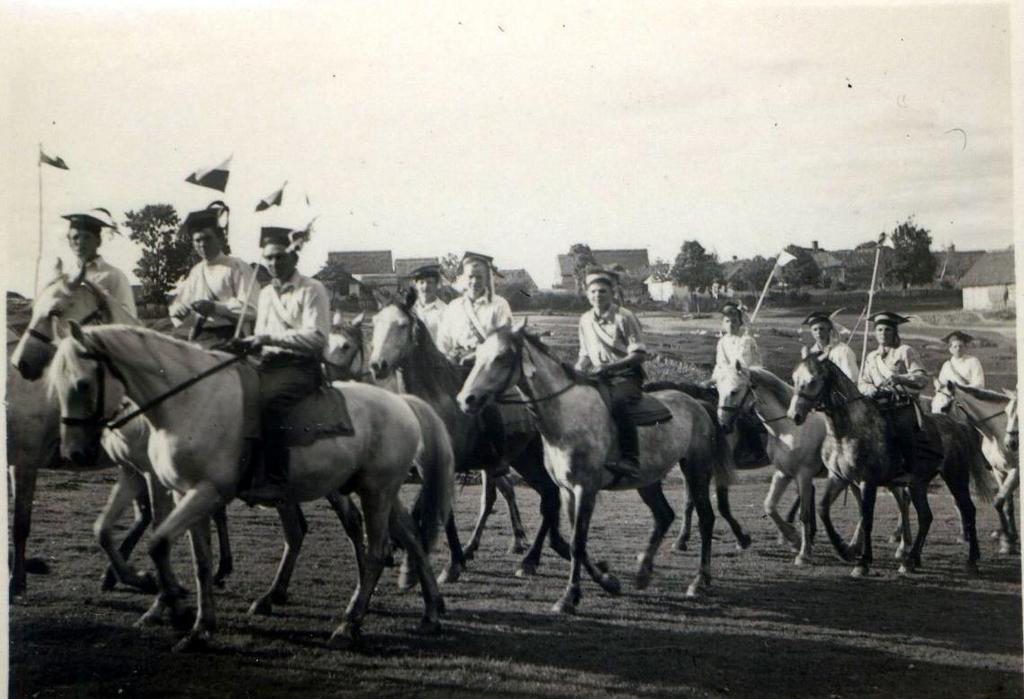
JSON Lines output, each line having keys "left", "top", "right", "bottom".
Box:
{"left": 327, "top": 250, "right": 394, "bottom": 274}
{"left": 959, "top": 250, "right": 1015, "bottom": 287}
{"left": 394, "top": 257, "right": 439, "bottom": 276}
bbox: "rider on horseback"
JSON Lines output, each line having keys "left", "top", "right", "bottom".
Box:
{"left": 437, "top": 251, "right": 512, "bottom": 461}
{"left": 803, "top": 310, "right": 859, "bottom": 381}
{"left": 937, "top": 330, "right": 985, "bottom": 389}
{"left": 168, "top": 202, "right": 256, "bottom": 347}
{"left": 234, "top": 225, "right": 330, "bottom": 504}
{"left": 409, "top": 263, "right": 447, "bottom": 342}
{"left": 711, "top": 301, "right": 768, "bottom": 466}
{"left": 62, "top": 208, "right": 137, "bottom": 317}
{"left": 858, "top": 311, "right": 930, "bottom": 472}
{"left": 575, "top": 268, "right": 646, "bottom": 478}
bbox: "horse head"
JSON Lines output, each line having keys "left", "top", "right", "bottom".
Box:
{"left": 457, "top": 320, "right": 530, "bottom": 416}
{"left": 369, "top": 298, "right": 419, "bottom": 381}
{"left": 326, "top": 312, "right": 366, "bottom": 381}
{"left": 48, "top": 321, "right": 126, "bottom": 467}
{"left": 1004, "top": 390, "right": 1018, "bottom": 452}
{"left": 788, "top": 353, "right": 830, "bottom": 426}
{"left": 716, "top": 359, "right": 754, "bottom": 433}
{"left": 931, "top": 379, "right": 956, "bottom": 414}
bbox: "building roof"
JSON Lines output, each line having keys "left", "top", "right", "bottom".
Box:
{"left": 327, "top": 250, "right": 394, "bottom": 274}
{"left": 556, "top": 249, "right": 651, "bottom": 277}
{"left": 394, "top": 257, "right": 439, "bottom": 277}
{"left": 958, "top": 250, "right": 1015, "bottom": 287}
{"left": 495, "top": 268, "right": 538, "bottom": 291}
{"left": 934, "top": 249, "right": 987, "bottom": 281}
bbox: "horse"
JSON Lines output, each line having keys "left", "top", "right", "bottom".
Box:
{"left": 457, "top": 323, "right": 723, "bottom": 612}
{"left": 8, "top": 264, "right": 232, "bottom": 595}
{"left": 932, "top": 381, "right": 1019, "bottom": 554}
{"left": 49, "top": 322, "right": 453, "bottom": 651}
{"left": 789, "top": 354, "right": 996, "bottom": 577}
{"left": 325, "top": 312, "right": 369, "bottom": 382}
{"left": 368, "top": 290, "right": 567, "bottom": 581}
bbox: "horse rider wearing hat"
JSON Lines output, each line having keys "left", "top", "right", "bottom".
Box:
{"left": 62, "top": 208, "right": 137, "bottom": 317}
{"left": 437, "top": 251, "right": 514, "bottom": 461}
{"left": 711, "top": 301, "right": 762, "bottom": 384}
{"left": 803, "top": 310, "right": 859, "bottom": 381}
{"left": 233, "top": 225, "right": 330, "bottom": 503}
{"left": 858, "top": 311, "right": 930, "bottom": 471}
{"left": 168, "top": 202, "right": 256, "bottom": 347}
{"left": 576, "top": 268, "right": 647, "bottom": 478}
{"left": 937, "top": 331, "right": 985, "bottom": 389}
{"left": 409, "top": 263, "right": 447, "bottom": 342}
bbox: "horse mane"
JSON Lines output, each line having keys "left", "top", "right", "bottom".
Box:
{"left": 390, "top": 301, "right": 464, "bottom": 396}
{"left": 749, "top": 367, "right": 793, "bottom": 405}
{"left": 518, "top": 328, "right": 591, "bottom": 385}
{"left": 35, "top": 273, "right": 139, "bottom": 326}
{"left": 955, "top": 383, "right": 1009, "bottom": 405}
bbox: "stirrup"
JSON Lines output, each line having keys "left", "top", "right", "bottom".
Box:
{"left": 604, "top": 457, "right": 641, "bottom": 479}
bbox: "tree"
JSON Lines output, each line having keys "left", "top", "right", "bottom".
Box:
{"left": 569, "top": 243, "right": 597, "bottom": 295}
{"left": 780, "top": 247, "right": 821, "bottom": 289}
{"left": 736, "top": 256, "right": 775, "bottom": 292}
{"left": 886, "top": 217, "right": 936, "bottom": 289}
{"left": 123, "top": 205, "right": 192, "bottom": 304}
{"left": 314, "top": 259, "right": 357, "bottom": 301}
{"left": 670, "top": 240, "right": 722, "bottom": 293}
{"left": 439, "top": 252, "right": 461, "bottom": 284}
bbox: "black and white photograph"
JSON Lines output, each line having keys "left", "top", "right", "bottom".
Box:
{"left": 2, "top": 1, "right": 1021, "bottom": 696}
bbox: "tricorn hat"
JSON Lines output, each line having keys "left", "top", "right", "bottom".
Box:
{"left": 259, "top": 226, "right": 293, "bottom": 248}
{"left": 62, "top": 208, "right": 117, "bottom": 234}
{"left": 941, "top": 330, "right": 974, "bottom": 344}
{"left": 183, "top": 201, "right": 229, "bottom": 234}
{"left": 802, "top": 311, "right": 835, "bottom": 327}
{"left": 585, "top": 268, "right": 620, "bottom": 288}
{"left": 410, "top": 263, "right": 442, "bottom": 280}
{"left": 869, "top": 311, "right": 911, "bottom": 327}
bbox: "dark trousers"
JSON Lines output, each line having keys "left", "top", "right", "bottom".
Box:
{"left": 191, "top": 325, "right": 236, "bottom": 350}
{"left": 456, "top": 362, "right": 507, "bottom": 464}
{"left": 882, "top": 401, "right": 920, "bottom": 473}
{"left": 256, "top": 355, "right": 322, "bottom": 482}
{"left": 607, "top": 374, "right": 642, "bottom": 462}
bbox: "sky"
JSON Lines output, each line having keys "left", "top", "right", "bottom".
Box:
{"left": 1, "top": 1, "right": 1015, "bottom": 297}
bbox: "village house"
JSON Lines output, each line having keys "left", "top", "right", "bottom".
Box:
{"left": 958, "top": 249, "right": 1015, "bottom": 311}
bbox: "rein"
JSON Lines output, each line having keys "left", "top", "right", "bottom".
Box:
{"left": 493, "top": 336, "right": 577, "bottom": 406}
{"left": 719, "top": 380, "right": 790, "bottom": 425}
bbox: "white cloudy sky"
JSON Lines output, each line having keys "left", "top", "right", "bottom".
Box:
{"left": 1, "top": 1, "right": 1014, "bottom": 297}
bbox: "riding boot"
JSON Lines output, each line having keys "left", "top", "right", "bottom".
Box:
{"left": 239, "top": 435, "right": 289, "bottom": 506}
{"left": 608, "top": 411, "right": 642, "bottom": 478}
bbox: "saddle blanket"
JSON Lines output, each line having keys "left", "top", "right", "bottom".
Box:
{"left": 237, "top": 362, "right": 354, "bottom": 447}
{"left": 595, "top": 383, "right": 674, "bottom": 427}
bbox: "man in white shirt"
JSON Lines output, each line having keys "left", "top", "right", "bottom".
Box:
{"left": 438, "top": 252, "right": 512, "bottom": 366}
{"left": 168, "top": 202, "right": 255, "bottom": 346}
{"left": 410, "top": 263, "right": 447, "bottom": 343}
{"left": 235, "top": 226, "right": 330, "bottom": 502}
{"left": 62, "top": 208, "right": 137, "bottom": 317}
{"left": 803, "top": 311, "right": 859, "bottom": 382}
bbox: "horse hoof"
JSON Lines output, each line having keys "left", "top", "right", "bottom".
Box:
{"left": 515, "top": 561, "right": 538, "bottom": 578}
{"left": 213, "top": 565, "right": 233, "bottom": 588}
{"left": 685, "top": 581, "right": 704, "bottom": 599}
{"left": 248, "top": 596, "right": 274, "bottom": 616}
{"left": 101, "top": 570, "right": 118, "bottom": 591}
{"left": 635, "top": 565, "right": 653, "bottom": 591}
{"left": 850, "top": 565, "right": 869, "bottom": 578}
{"left": 736, "top": 532, "right": 753, "bottom": 551}
{"left": 898, "top": 562, "right": 914, "bottom": 576}
{"left": 794, "top": 554, "right": 811, "bottom": 567}
{"left": 25, "top": 558, "right": 50, "bottom": 575}
{"left": 328, "top": 622, "right": 362, "bottom": 650}
{"left": 462, "top": 545, "right": 477, "bottom": 562}
{"left": 134, "top": 611, "right": 163, "bottom": 628}
{"left": 965, "top": 561, "right": 980, "bottom": 577}
{"left": 135, "top": 572, "right": 159, "bottom": 595}
{"left": 437, "top": 596, "right": 447, "bottom": 616}
{"left": 172, "top": 629, "right": 211, "bottom": 654}
{"left": 416, "top": 617, "right": 442, "bottom": 636}
{"left": 551, "top": 596, "right": 577, "bottom": 615}
{"left": 599, "top": 573, "right": 622, "bottom": 595}
{"left": 990, "top": 530, "right": 1002, "bottom": 541}
{"left": 998, "top": 539, "right": 1014, "bottom": 556}
{"left": 672, "top": 538, "right": 689, "bottom": 553}
{"left": 508, "top": 541, "right": 528, "bottom": 556}
{"left": 397, "top": 569, "right": 418, "bottom": 593}
{"left": 438, "top": 563, "right": 462, "bottom": 585}
{"left": 10, "top": 579, "right": 26, "bottom": 597}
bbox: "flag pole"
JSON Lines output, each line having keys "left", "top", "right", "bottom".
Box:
{"left": 34, "top": 143, "right": 43, "bottom": 296}
{"left": 234, "top": 263, "right": 263, "bottom": 339}
{"left": 748, "top": 264, "right": 778, "bottom": 325}
{"left": 860, "top": 234, "right": 885, "bottom": 365}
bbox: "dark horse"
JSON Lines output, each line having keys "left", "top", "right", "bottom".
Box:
{"left": 368, "top": 289, "right": 570, "bottom": 580}
{"left": 789, "top": 354, "right": 995, "bottom": 577}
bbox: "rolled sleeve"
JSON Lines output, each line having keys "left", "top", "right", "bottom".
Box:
{"left": 620, "top": 311, "right": 646, "bottom": 354}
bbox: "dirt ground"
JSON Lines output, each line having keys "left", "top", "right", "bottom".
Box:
{"left": 8, "top": 469, "right": 1022, "bottom": 698}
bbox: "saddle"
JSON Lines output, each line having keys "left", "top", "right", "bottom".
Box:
{"left": 237, "top": 362, "right": 354, "bottom": 447}
{"left": 595, "top": 383, "right": 674, "bottom": 427}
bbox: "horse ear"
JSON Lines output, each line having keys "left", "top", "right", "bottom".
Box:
{"left": 352, "top": 312, "right": 365, "bottom": 327}
{"left": 801, "top": 345, "right": 810, "bottom": 359}
{"left": 68, "top": 319, "right": 86, "bottom": 345}
{"left": 332, "top": 310, "right": 344, "bottom": 328}
{"left": 946, "top": 380, "right": 956, "bottom": 393}
{"left": 403, "top": 286, "right": 417, "bottom": 311}
{"left": 734, "top": 359, "right": 744, "bottom": 371}
{"left": 511, "top": 317, "right": 527, "bottom": 335}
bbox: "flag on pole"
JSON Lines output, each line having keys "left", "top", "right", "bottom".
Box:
{"left": 775, "top": 250, "right": 797, "bottom": 267}
{"left": 255, "top": 181, "right": 287, "bottom": 211}
{"left": 287, "top": 216, "right": 317, "bottom": 252}
{"left": 39, "top": 148, "right": 69, "bottom": 170}
{"left": 304, "top": 192, "right": 311, "bottom": 206}
{"left": 185, "top": 155, "right": 232, "bottom": 191}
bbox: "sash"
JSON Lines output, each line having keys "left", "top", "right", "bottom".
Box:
{"left": 944, "top": 360, "right": 971, "bottom": 386}
{"left": 591, "top": 315, "right": 627, "bottom": 358}
{"left": 462, "top": 298, "right": 490, "bottom": 344}
{"left": 267, "top": 287, "right": 299, "bottom": 330}
{"left": 198, "top": 263, "right": 218, "bottom": 302}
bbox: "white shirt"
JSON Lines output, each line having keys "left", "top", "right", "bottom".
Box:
{"left": 254, "top": 271, "right": 330, "bottom": 358}
{"left": 168, "top": 253, "right": 254, "bottom": 329}
{"left": 414, "top": 297, "right": 447, "bottom": 343}
{"left": 938, "top": 355, "right": 985, "bottom": 388}
{"left": 812, "top": 339, "right": 860, "bottom": 382}
{"left": 72, "top": 255, "right": 137, "bottom": 317}
{"left": 858, "top": 343, "right": 927, "bottom": 396}
{"left": 576, "top": 304, "right": 646, "bottom": 373}
{"left": 438, "top": 293, "right": 513, "bottom": 361}
{"left": 712, "top": 332, "right": 761, "bottom": 383}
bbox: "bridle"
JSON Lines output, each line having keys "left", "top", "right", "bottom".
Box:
{"left": 29, "top": 281, "right": 109, "bottom": 346}
{"left": 492, "top": 334, "right": 577, "bottom": 406}
{"left": 795, "top": 359, "right": 865, "bottom": 414}
{"left": 325, "top": 324, "right": 367, "bottom": 380}
{"left": 718, "top": 378, "right": 789, "bottom": 425}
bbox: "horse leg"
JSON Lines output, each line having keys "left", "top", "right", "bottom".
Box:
{"left": 635, "top": 483, "right": 675, "bottom": 589}
{"left": 248, "top": 503, "right": 306, "bottom": 615}
{"left": 993, "top": 470, "right": 1019, "bottom": 554}
{"left": 330, "top": 488, "right": 391, "bottom": 648}
{"left": 438, "top": 513, "right": 466, "bottom": 584}
{"left": 716, "top": 484, "right": 752, "bottom": 550}
{"left": 765, "top": 470, "right": 799, "bottom": 550}
{"left": 389, "top": 500, "right": 444, "bottom": 634}
{"left": 818, "top": 476, "right": 855, "bottom": 562}
{"left": 681, "top": 459, "right": 715, "bottom": 598}
{"left": 463, "top": 470, "right": 498, "bottom": 561}
{"left": 143, "top": 483, "right": 224, "bottom": 651}
{"left": 850, "top": 481, "right": 877, "bottom": 578}
{"left": 794, "top": 474, "right": 815, "bottom": 566}
{"left": 556, "top": 486, "right": 615, "bottom": 592}
{"left": 211, "top": 506, "right": 233, "bottom": 587}
{"left": 552, "top": 485, "right": 596, "bottom": 614}
{"left": 942, "top": 472, "right": 980, "bottom": 575}
{"left": 9, "top": 461, "right": 45, "bottom": 596}
{"left": 889, "top": 487, "right": 913, "bottom": 560}
{"left": 784, "top": 494, "right": 801, "bottom": 525}
{"left": 326, "top": 492, "right": 367, "bottom": 583}
{"left": 671, "top": 475, "right": 694, "bottom": 553}
{"left": 96, "top": 466, "right": 157, "bottom": 593}
{"left": 899, "top": 480, "right": 933, "bottom": 574}
{"left": 494, "top": 473, "right": 529, "bottom": 554}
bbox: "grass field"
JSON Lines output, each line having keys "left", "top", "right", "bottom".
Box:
{"left": 8, "top": 471, "right": 1022, "bottom": 698}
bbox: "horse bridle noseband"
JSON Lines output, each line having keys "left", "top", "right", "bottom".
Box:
{"left": 719, "top": 381, "right": 789, "bottom": 424}
{"left": 492, "top": 336, "right": 576, "bottom": 406}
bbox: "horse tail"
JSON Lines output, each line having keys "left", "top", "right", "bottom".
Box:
{"left": 690, "top": 395, "right": 735, "bottom": 487}
{"left": 402, "top": 395, "right": 455, "bottom": 553}
{"left": 967, "top": 435, "right": 999, "bottom": 505}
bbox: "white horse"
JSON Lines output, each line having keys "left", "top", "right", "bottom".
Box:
{"left": 49, "top": 322, "right": 453, "bottom": 651}
{"left": 457, "top": 323, "right": 724, "bottom": 612}
{"left": 932, "top": 382, "right": 1019, "bottom": 554}
{"left": 8, "top": 264, "right": 231, "bottom": 596}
